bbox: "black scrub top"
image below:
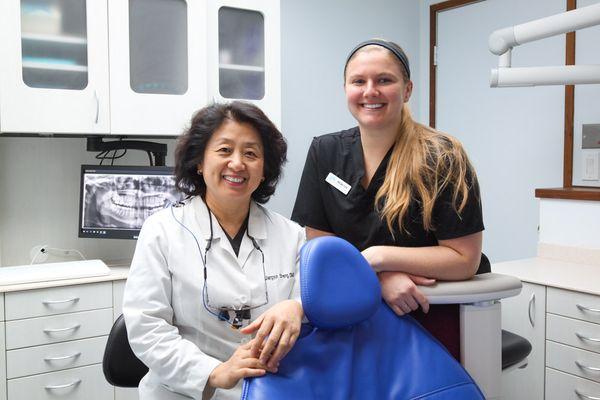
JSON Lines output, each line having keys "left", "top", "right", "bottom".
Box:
{"left": 291, "top": 127, "right": 484, "bottom": 250}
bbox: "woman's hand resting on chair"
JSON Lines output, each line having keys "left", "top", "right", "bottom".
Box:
{"left": 240, "top": 300, "right": 304, "bottom": 370}
{"left": 378, "top": 271, "right": 435, "bottom": 316}
{"left": 207, "top": 339, "right": 270, "bottom": 389}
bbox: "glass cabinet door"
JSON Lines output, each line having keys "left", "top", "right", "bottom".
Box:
{"left": 108, "top": 0, "right": 207, "bottom": 136}
{"left": 128, "top": 0, "right": 188, "bottom": 95}
{"left": 218, "top": 7, "right": 264, "bottom": 100}
{"left": 20, "top": 0, "right": 88, "bottom": 90}
{"left": 208, "top": 0, "right": 281, "bottom": 127}
{"left": 0, "top": 0, "right": 110, "bottom": 134}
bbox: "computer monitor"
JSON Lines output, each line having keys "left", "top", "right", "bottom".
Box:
{"left": 79, "top": 165, "right": 186, "bottom": 239}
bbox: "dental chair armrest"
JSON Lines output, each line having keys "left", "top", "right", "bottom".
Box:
{"left": 418, "top": 273, "right": 522, "bottom": 305}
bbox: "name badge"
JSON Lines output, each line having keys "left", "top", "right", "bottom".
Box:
{"left": 325, "top": 173, "right": 351, "bottom": 195}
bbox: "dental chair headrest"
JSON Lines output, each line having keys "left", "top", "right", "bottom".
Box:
{"left": 300, "top": 236, "right": 381, "bottom": 329}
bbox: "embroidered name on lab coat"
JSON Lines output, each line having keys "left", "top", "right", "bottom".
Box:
{"left": 265, "top": 272, "right": 295, "bottom": 281}
{"left": 326, "top": 173, "right": 351, "bottom": 195}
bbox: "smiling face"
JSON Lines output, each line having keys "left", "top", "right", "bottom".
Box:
{"left": 344, "top": 47, "right": 413, "bottom": 133}
{"left": 198, "top": 119, "right": 265, "bottom": 211}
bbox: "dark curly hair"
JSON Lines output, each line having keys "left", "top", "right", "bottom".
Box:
{"left": 174, "top": 101, "right": 287, "bottom": 204}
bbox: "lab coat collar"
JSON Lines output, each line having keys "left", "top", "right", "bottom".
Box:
{"left": 191, "top": 196, "right": 267, "bottom": 241}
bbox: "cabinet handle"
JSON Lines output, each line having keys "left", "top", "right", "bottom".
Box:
{"left": 528, "top": 293, "right": 535, "bottom": 327}
{"left": 43, "top": 324, "right": 81, "bottom": 334}
{"left": 42, "top": 297, "right": 79, "bottom": 305}
{"left": 44, "top": 379, "right": 81, "bottom": 390}
{"left": 575, "top": 389, "right": 600, "bottom": 400}
{"left": 44, "top": 352, "right": 81, "bottom": 362}
{"left": 577, "top": 304, "right": 600, "bottom": 313}
{"left": 576, "top": 333, "right": 600, "bottom": 343}
{"left": 94, "top": 90, "right": 99, "bottom": 123}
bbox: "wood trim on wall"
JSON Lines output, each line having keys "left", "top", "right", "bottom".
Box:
{"left": 429, "top": 0, "right": 483, "bottom": 128}
{"left": 563, "top": 0, "right": 576, "bottom": 188}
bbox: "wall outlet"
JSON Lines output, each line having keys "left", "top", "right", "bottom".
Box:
{"left": 582, "top": 152, "right": 600, "bottom": 181}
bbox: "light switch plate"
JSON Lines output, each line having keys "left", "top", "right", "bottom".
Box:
{"left": 582, "top": 152, "right": 600, "bottom": 181}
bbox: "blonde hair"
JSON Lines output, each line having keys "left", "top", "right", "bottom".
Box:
{"left": 374, "top": 104, "right": 478, "bottom": 235}
{"left": 345, "top": 41, "right": 478, "bottom": 235}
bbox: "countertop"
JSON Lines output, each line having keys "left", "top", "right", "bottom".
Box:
{"left": 0, "top": 266, "right": 129, "bottom": 293}
{"left": 492, "top": 257, "right": 600, "bottom": 296}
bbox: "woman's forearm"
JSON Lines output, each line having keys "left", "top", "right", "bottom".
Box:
{"left": 364, "top": 232, "right": 482, "bottom": 281}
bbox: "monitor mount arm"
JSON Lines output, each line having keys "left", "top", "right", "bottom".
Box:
{"left": 86, "top": 137, "right": 167, "bottom": 166}
{"left": 488, "top": 2, "right": 600, "bottom": 87}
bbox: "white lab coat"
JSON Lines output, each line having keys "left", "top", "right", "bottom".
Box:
{"left": 123, "top": 196, "right": 305, "bottom": 400}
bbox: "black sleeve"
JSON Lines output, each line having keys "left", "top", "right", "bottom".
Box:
{"left": 291, "top": 138, "right": 332, "bottom": 232}
{"left": 432, "top": 166, "right": 484, "bottom": 241}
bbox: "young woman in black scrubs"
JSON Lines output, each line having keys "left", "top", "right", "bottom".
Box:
{"left": 291, "top": 39, "right": 484, "bottom": 359}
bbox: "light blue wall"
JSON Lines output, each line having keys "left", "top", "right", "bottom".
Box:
{"left": 418, "top": 0, "right": 583, "bottom": 262}
{"left": 270, "top": 0, "right": 421, "bottom": 216}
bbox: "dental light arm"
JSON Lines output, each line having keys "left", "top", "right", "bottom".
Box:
{"left": 489, "top": 2, "right": 600, "bottom": 87}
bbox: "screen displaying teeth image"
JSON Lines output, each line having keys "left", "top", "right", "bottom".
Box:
{"left": 82, "top": 174, "right": 183, "bottom": 230}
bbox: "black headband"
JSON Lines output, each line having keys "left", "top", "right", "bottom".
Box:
{"left": 345, "top": 39, "right": 411, "bottom": 80}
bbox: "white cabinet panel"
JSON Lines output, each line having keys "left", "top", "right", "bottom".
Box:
{"left": 547, "top": 341, "right": 600, "bottom": 384}
{"left": 7, "top": 336, "right": 107, "bottom": 379}
{"left": 546, "top": 367, "right": 600, "bottom": 400}
{"left": 208, "top": 0, "right": 281, "bottom": 127}
{"left": 547, "top": 313, "right": 600, "bottom": 354}
{"left": 113, "top": 280, "right": 125, "bottom": 321}
{"left": 0, "top": 0, "right": 110, "bottom": 134}
{"left": 5, "top": 282, "right": 112, "bottom": 320}
{"left": 0, "top": 322, "right": 6, "bottom": 400}
{"left": 7, "top": 364, "right": 112, "bottom": 400}
{"left": 500, "top": 282, "right": 546, "bottom": 400}
{"left": 547, "top": 287, "right": 600, "bottom": 325}
{"left": 115, "top": 387, "right": 139, "bottom": 400}
{"left": 6, "top": 308, "right": 112, "bottom": 350}
{"left": 108, "top": 0, "right": 208, "bottom": 136}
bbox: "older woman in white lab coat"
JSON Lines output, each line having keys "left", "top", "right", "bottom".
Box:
{"left": 123, "top": 102, "right": 305, "bottom": 400}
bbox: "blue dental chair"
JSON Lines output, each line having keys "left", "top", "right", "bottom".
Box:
{"left": 242, "top": 236, "right": 486, "bottom": 400}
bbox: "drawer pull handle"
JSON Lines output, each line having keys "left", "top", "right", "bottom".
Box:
{"left": 576, "top": 361, "right": 600, "bottom": 372}
{"left": 575, "top": 389, "right": 600, "bottom": 400}
{"left": 45, "top": 379, "right": 82, "bottom": 390}
{"left": 577, "top": 304, "right": 600, "bottom": 313}
{"left": 42, "top": 297, "right": 80, "bottom": 305}
{"left": 528, "top": 293, "right": 535, "bottom": 327}
{"left": 576, "top": 333, "right": 600, "bottom": 343}
{"left": 43, "top": 324, "right": 81, "bottom": 334}
{"left": 44, "top": 352, "right": 81, "bottom": 362}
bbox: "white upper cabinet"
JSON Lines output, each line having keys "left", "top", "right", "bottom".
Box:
{"left": 208, "top": 0, "right": 281, "bottom": 128}
{"left": 0, "top": 0, "right": 280, "bottom": 136}
{"left": 0, "top": 0, "right": 110, "bottom": 134}
{"left": 108, "top": 0, "right": 207, "bottom": 136}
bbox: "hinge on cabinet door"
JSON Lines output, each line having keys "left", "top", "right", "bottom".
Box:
{"left": 433, "top": 45, "right": 438, "bottom": 66}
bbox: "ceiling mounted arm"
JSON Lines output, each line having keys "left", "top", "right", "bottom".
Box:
{"left": 489, "top": 2, "right": 600, "bottom": 87}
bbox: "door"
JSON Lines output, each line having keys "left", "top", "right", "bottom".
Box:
{"left": 108, "top": 0, "right": 207, "bottom": 136}
{"left": 500, "top": 282, "right": 546, "bottom": 400}
{"left": 207, "top": 0, "right": 281, "bottom": 127}
{"left": 0, "top": 0, "right": 110, "bottom": 134}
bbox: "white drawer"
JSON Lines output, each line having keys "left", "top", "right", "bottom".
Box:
{"left": 547, "top": 313, "right": 600, "bottom": 354}
{"left": 5, "top": 282, "right": 112, "bottom": 320}
{"left": 548, "top": 287, "right": 600, "bottom": 325}
{"left": 546, "top": 367, "right": 600, "bottom": 400}
{"left": 5, "top": 308, "right": 113, "bottom": 350}
{"left": 547, "top": 340, "right": 600, "bottom": 383}
{"left": 7, "top": 336, "right": 108, "bottom": 379}
{"left": 7, "top": 363, "right": 113, "bottom": 400}
{"left": 0, "top": 294, "right": 4, "bottom": 322}
{"left": 113, "top": 280, "right": 126, "bottom": 320}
